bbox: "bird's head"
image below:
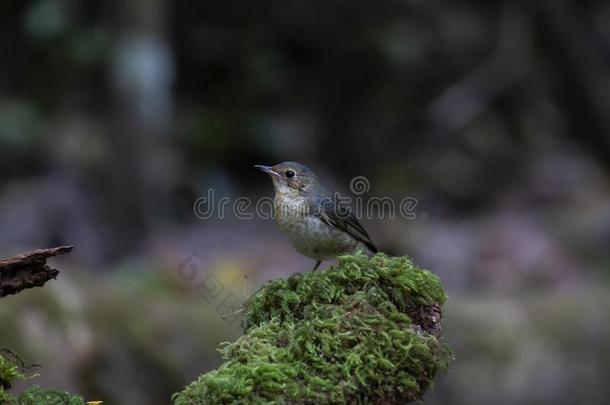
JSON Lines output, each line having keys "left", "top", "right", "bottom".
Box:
{"left": 255, "top": 162, "right": 319, "bottom": 196}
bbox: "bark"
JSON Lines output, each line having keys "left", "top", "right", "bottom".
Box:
{"left": 0, "top": 246, "right": 73, "bottom": 298}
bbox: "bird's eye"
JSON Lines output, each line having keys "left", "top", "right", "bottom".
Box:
{"left": 286, "top": 170, "right": 295, "bottom": 178}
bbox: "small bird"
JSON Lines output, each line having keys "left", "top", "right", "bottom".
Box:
{"left": 255, "top": 162, "right": 377, "bottom": 270}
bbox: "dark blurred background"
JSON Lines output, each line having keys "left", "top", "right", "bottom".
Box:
{"left": 1, "top": 0, "right": 610, "bottom": 404}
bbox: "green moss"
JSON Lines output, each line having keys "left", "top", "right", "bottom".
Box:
{"left": 16, "top": 386, "right": 85, "bottom": 405}
{"left": 0, "top": 353, "right": 24, "bottom": 403}
{"left": 174, "top": 252, "right": 453, "bottom": 405}
{"left": 0, "top": 354, "right": 84, "bottom": 405}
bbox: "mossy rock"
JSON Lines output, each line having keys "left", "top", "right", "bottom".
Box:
{"left": 174, "top": 252, "right": 453, "bottom": 404}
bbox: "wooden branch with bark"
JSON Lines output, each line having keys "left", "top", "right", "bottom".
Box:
{"left": 0, "top": 246, "right": 73, "bottom": 298}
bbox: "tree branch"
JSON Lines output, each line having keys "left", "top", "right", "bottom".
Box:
{"left": 0, "top": 246, "right": 73, "bottom": 298}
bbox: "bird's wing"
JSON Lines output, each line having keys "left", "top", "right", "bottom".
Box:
{"left": 310, "top": 194, "right": 378, "bottom": 254}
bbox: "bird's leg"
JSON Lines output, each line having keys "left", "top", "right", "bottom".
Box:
{"left": 312, "top": 260, "right": 322, "bottom": 271}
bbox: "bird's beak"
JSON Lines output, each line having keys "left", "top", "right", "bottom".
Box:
{"left": 254, "top": 165, "right": 281, "bottom": 178}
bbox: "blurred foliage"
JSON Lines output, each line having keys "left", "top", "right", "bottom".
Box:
{"left": 429, "top": 289, "right": 610, "bottom": 405}
{"left": 24, "top": 0, "right": 68, "bottom": 40}
{"left": 0, "top": 102, "right": 43, "bottom": 148}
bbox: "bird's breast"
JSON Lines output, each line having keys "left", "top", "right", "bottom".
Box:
{"left": 274, "top": 194, "right": 309, "bottom": 224}
{"left": 273, "top": 194, "right": 358, "bottom": 260}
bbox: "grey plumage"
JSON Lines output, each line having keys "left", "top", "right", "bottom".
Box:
{"left": 309, "top": 192, "right": 378, "bottom": 254}
{"left": 255, "top": 162, "right": 377, "bottom": 270}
